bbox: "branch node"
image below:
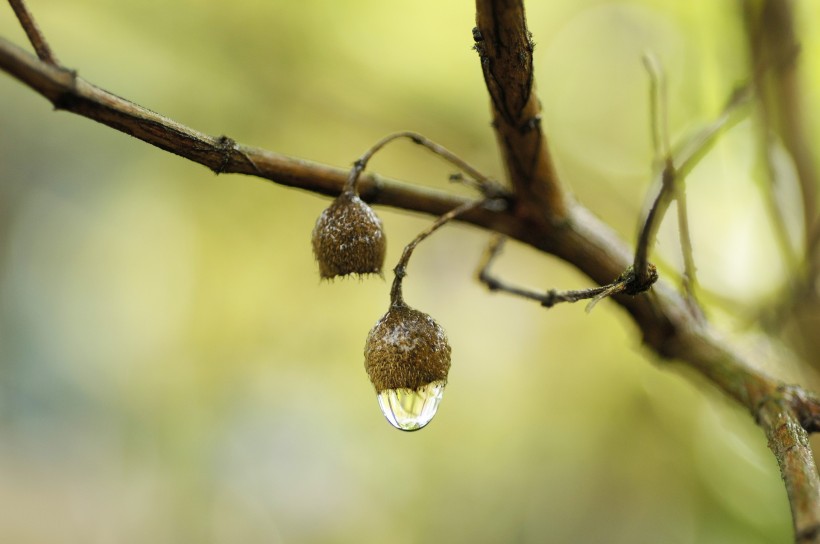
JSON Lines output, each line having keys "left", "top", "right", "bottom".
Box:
{"left": 215, "top": 135, "right": 237, "bottom": 175}
{"left": 523, "top": 114, "right": 541, "bottom": 133}
{"left": 541, "top": 289, "right": 558, "bottom": 308}
{"left": 622, "top": 263, "right": 659, "bottom": 295}
{"left": 52, "top": 69, "right": 79, "bottom": 111}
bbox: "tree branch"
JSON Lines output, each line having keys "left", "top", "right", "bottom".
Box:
{"left": 477, "top": 234, "right": 657, "bottom": 311}
{"left": 472, "top": 1, "right": 818, "bottom": 541}
{"left": 759, "top": 391, "right": 820, "bottom": 543}
{"left": 642, "top": 53, "right": 701, "bottom": 314}
{"left": 8, "top": 0, "right": 57, "bottom": 65}
{"left": 473, "top": 0, "right": 567, "bottom": 224}
{"left": 2, "top": 9, "right": 819, "bottom": 541}
{"left": 633, "top": 84, "right": 752, "bottom": 287}
{"left": 0, "top": 37, "right": 512, "bottom": 227}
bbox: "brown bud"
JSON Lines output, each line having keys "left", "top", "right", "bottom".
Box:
{"left": 311, "top": 191, "right": 386, "bottom": 279}
{"left": 364, "top": 303, "right": 451, "bottom": 393}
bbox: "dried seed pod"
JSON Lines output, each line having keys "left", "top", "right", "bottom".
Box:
{"left": 311, "top": 191, "right": 386, "bottom": 279}
{"left": 364, "top": 303, "right": 451, "bottom": 431}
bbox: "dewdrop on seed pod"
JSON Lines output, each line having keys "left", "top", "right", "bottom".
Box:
{"left": 364, "top": 303, "right": 451, "bottom": 431}
{"left": 311, "top": 191, "right": 386, "bottom": 279}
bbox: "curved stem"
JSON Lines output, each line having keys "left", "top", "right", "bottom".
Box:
{"left": 344, "top": 130, "right": 497, "bottom": 195}
{"left": 390, "top": 199, "right": 487, "bottom": 306}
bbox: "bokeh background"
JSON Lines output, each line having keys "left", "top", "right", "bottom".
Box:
{"left": 1, "top": 1, "right": 819, "bottom": 542}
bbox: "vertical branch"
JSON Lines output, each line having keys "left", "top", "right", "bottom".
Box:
{"left": 473, "top": 0, "right": 567, "bottom": 225}
{"left": 634, "top": 163, "right": 676, "bottom": 286}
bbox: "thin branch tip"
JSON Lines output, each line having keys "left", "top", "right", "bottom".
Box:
{"left": 477, "top": 234, "right": 658, "bottom": 311}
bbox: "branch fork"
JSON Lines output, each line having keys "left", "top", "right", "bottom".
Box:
{"left": 3, "top": 0, "right": 820, "bottom": 540}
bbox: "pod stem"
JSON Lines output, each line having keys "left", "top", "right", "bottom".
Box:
{"left": 343, "top": 131, "right": 499, "bottom": 196}
{"left": 390, "top": 198, "right": 487, "bottom": 306}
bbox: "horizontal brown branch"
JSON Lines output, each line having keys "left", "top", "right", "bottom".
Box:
{"left": 0, "top": 24, "right": 793, "bottom": 437}
{"left": 2, "top": 18, "right": 819, "bottom": 541}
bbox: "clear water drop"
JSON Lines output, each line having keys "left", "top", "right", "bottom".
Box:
{"left": 376, "top": 381, "right": 445, "bottom": 432}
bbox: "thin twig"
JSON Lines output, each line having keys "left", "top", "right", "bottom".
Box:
{"left": 674, "top": 180, "right": 702, "bottom": 316}
{"left": 676, "top": 85, "right": 754, "bottom": 177}
{"left": 642, "top": 52, "right": 671, "bottom": 160}
{"left": 477, "top": 235, "right": 657, "bottom": 312}
{"left": 390, "top": 199, "right": 488, "bottom": 306}
{"left": 642, "top": 53, "right": 702, "bottom": 315}
{"left": 634, "top": 83, "right": 753, "bottom": 286}
{"left": 344, "top": 131, "right": 506, "bottom": 199}
{"left": 8, "top": 0, "right": 57, "bottom": 65}
{"left": 634, "top": 161, "right": 675, "bottom": 286}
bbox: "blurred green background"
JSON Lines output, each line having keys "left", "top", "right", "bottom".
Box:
{"left": 1, "top": 0, "right": 818, "bottom": 542}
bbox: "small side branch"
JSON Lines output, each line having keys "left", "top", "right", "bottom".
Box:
{"left": 675, "top": 182, "right": 700, "bottom": 313}
{"left": 344, "top": 130, "right": 508, "bottom": 200}
{"left": 8, "top": 0, "right": 57, "bottom": 65}
{"left": 477, "top": 235, "right": 657, "bottom": 312}
{"left": 390, "top": 199, "right": 490, "bottom": 306}
{"left": 633, "top": 82, "right": 753, "bottom": 287}
{"left": 642, "top": 53, "right": 700, "bottom": 313}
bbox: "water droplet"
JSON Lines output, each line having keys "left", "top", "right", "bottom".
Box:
{"left": 376, "top": 381, "right": 445, "bottom": 431}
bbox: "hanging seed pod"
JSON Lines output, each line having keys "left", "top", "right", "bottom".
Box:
{"left": 364, "top": 303, "right": 451, "bottom": 431}
{"left": 311, "top": 191, "right": 386, "bottom": 279}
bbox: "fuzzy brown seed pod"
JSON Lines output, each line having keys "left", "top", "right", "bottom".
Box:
{"left": 311, "top": 191, "right": 386, "bottom": 279}
{"left": 364, "top": 303, "right": 451, "bottom": 392}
